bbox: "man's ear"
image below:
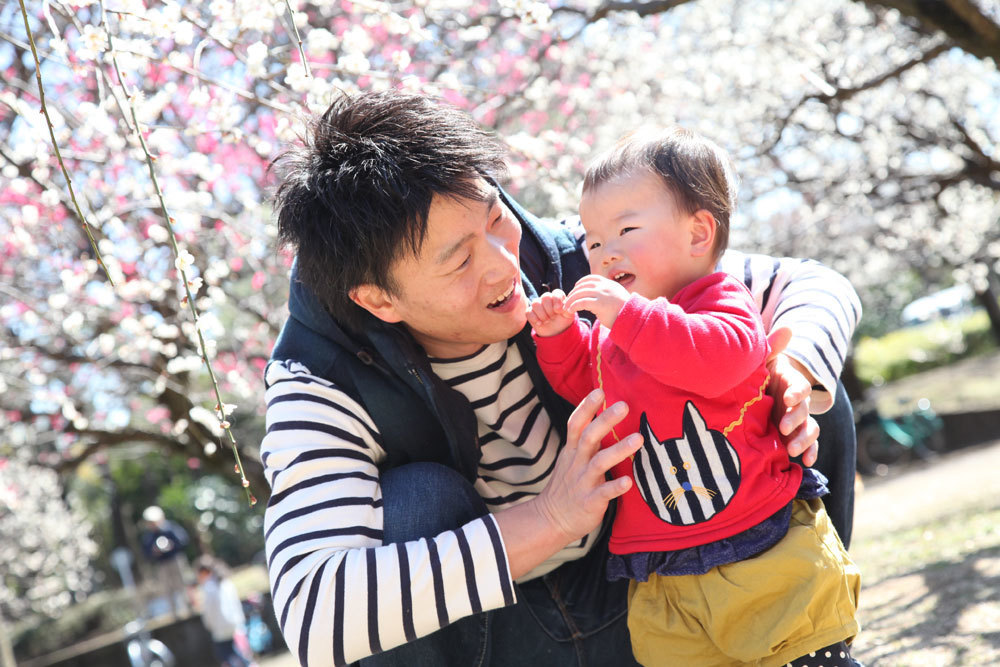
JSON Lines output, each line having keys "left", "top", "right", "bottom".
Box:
{"left": 350, "top": 284, "right": 403, "bottom": 324}
{"left": 689, "top": 209, "right": 717, "bottom": 258}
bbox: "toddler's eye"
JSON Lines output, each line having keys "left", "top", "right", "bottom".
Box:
{"left": 620, "top": 227, "right": 637, "bottom": 235}
{"left": 588, "top": 241, "right": 601, "bottom": 250}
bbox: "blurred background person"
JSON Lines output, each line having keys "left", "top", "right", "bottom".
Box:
{"left": 195, "top": 555, "right": 255, "bottom": 667}
{"left": 139, "top": 505, "right": 192, "bottom": 618}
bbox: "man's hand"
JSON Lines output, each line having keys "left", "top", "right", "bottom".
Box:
{"left": 527, "top": 290, "right": 576, "bottom": 338}
{"left": 766, "top": 327, "right": 820, "bottom": 466}
{"left": 533, "top": 389, "right": 641, "bottom": 544}
{"left": 565, "top": 275, "right": 630, "bottom": 329}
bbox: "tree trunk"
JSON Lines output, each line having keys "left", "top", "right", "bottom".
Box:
{"left": 840, "top": 355, "right": 867, "bottom": 403}
{"left": 0, "top": 612, "right": 16, "bottom": 667}
{"left": 974, "top": 276, "right": 1000, "bottom": 346}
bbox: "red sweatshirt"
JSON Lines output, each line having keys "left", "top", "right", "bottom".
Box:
{"left": 534, "top": 272, "right": 802, "bottom": 554}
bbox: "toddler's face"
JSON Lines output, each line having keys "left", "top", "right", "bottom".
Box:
{"left": 579, "top": 169, "right": 710, "bottom": 301}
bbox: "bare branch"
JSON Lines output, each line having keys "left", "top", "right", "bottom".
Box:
{"left": 858, "top": 0, "right": 1000, "bottom": 62}
{"left": 756, "top": 40, "right": 949, "bottom": 158}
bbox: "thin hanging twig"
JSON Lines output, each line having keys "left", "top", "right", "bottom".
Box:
{"left": 17, "top": 0, "right": 115, "bottom": 286}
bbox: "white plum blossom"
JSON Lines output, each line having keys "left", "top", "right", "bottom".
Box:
{"left": 175, "top": 249, "right": 196, "bottom": 273}
{"left": 391, "top": 50, "right": 411, "bottom": 71}
{"left": 246, "top": 41, "right": 270, "bottom": 78}
{"left": 338, "top": 51, "right": 371, "bottom": 75}
{"left": 174, "top": 20, "right": 196, "bottom": 46}
{"left": 209, "top": 0, "right": 232, "bottom": 18}
{"left": 0, "top": 457, "right": 97, "bottom": 620}
{"left": 385, "top": 12, "right": 413, "bottom": 36}
{"left": 307, "top": 28, "right": 340, "bottom": 57}
{"left": 341, "top": 25, "right": 374, "bottom": 54}
{"left": 284, "top": 62, "right": 311, "bottom": 92}
{"left": 187, "top": 86, "right": 211, "bottom": 108}
{"left": 77, "top": 25, "right": 107, "bottom": 61}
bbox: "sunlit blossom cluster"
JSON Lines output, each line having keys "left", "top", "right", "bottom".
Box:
{"left": 0, "top": 456, "right": 98, "bottom": 620}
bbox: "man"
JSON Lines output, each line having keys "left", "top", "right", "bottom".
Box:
{"left": 262, "top": 91, "right": 861, "bottom": 666}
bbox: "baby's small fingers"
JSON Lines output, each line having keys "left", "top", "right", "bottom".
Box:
{"left": 528, "top": 301, "right": 549, "bottom": 320}
{"left": 539, "top": 295, "right": 560, "bottom": 314}
{"left": 544, "top": 291, "right": 567, "bottom": 312}
{"left": 548, "top": 288, "right": 567, "bottom": 301}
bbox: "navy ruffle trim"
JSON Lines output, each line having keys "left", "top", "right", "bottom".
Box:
{"left": 607, "top": 467, "right": 828, "bottom": 581}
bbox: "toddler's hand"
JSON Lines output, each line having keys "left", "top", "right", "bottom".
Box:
{"left": 565, "top": 275, "right": 630, "bottom": 329}
{"left": 528, "top": 290, "right": 576, "bottom": 337}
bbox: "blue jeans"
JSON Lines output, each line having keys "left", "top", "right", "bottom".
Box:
{"left": 358, "top": 462, "right": 640, "bottom": 667}
{"left": 811, "top": 382, "right": 857, "bottom": 548}
{"left": 359, "top": 381, "right": 856, "bottom": 665}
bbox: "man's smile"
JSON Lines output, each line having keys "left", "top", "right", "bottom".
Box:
{"left": 487, "top": 280, "right": 521, "bottom": 310}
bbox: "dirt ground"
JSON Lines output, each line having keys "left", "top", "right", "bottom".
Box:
{"left": 850, "top": 438, "right": 1000, "bottom": 666}
{"left": 261, "top": 439, "right": 1000, "bottom": 667}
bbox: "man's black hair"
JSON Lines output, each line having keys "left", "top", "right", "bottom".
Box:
{"left": 272, "top": 90, "right": 509, "bottom": 332}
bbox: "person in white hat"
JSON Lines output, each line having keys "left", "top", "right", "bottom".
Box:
{"left": 139, "top": 505, "right": 192, "bottom": 618}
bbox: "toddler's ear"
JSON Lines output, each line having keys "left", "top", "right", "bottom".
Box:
{"left": 689, "top": 209, "right": 717, "bottom": 257}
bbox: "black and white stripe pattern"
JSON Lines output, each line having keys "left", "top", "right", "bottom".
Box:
{"left": 262, "top": 360, "right": 516, "bottom": 666}
{"left": 717, "top": 251, "right": 862, "bottom": 413}
{"left": 430, "top": 342, "right": 602, "bottom": 578}
{"left": 634, "top": 403, "right": 741, "bottom": 525}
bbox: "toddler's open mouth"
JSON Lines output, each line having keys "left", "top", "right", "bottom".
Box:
{"left": 611, "top": 271, "right": 635, "bottom": 287}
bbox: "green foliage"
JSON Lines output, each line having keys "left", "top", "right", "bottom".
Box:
{"left": 71, "top": 449, "right": 265, "bottom": 590}
{"left": 854, "top": 310, "right": 997, "bottom": 385}
{"left": 853, "top": 269, "right": 938, "bottom": 339}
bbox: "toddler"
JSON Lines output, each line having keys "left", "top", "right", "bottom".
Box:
{"left": 527, "top": 126, "right": 861, "bottom": 666}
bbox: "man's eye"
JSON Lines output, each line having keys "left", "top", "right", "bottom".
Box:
{"left": 620, "top": 227, "right": 637, "bottom": 235}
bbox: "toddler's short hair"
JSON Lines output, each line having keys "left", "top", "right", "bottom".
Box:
{"left": 583, "top": 126, "right": 738, "bottom": 259}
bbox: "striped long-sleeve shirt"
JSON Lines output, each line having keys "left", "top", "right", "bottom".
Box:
{"left": 716, "top": 250, "right": 862, "bottom": 413}
{"left": 262, "top": 250, "right": 860, "bottom": 666}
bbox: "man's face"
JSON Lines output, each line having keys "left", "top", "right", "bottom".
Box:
{"left": 365, "top": 180, "right": 526, "bottom": 359}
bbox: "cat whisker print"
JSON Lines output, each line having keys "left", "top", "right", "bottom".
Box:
{"left": 663, "top": 485, "right": 716, "bottom": 509}
{"left": 634, "top": 402, "right": 741, "bottom": 525}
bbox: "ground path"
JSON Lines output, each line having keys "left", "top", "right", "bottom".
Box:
{"left": 851, "top": 438, "right": 1000, "bottom": 665}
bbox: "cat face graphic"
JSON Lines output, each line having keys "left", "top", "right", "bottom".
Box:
{"left": 633, "top": 401, "right": 742, "bottom": 525}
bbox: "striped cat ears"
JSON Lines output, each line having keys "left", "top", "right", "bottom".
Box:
{"left": 639, "top": 400, "right": 707, "bottom": 444}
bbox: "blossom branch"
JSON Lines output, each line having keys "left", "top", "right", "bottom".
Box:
{"left": 283, "top": 0, "right": 311, "bottom": 78}
{"left": 16, "top": 0, "right": 114, "bottom": 286}
{"left": 99, "top": 1, "right": 255, "bottom": 504}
